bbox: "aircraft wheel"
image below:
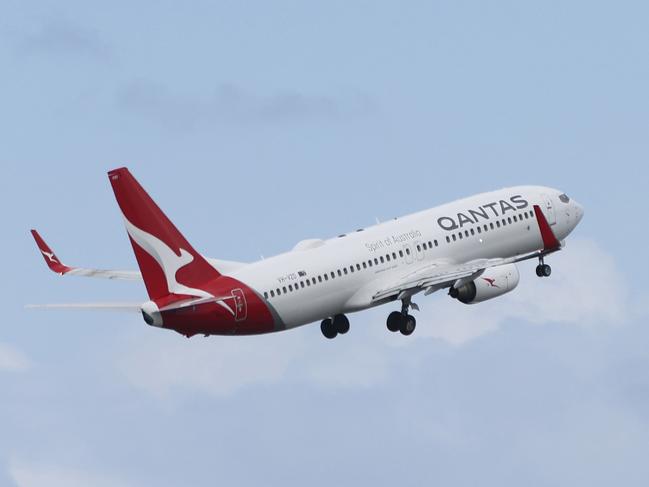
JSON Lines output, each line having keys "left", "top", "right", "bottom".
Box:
{"left": 334, "top": 314, "right": 350, "bottom": 334}
{"left": 399, "top": 315, "right": 416, "bottom": 336}
{"left": 536, "top": 264, "right": 552, "bottom": 277}
{"left": 387, "top": 311, "right": 402, "bottom": 332}
{"left": 321, "top": 319, "right": 337, "bottom": 339}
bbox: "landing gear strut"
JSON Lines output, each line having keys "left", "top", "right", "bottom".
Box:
{"left": 386, "top": 297, "right": 417, "bottom": 336}
{"left": 320, "top": 314, "right": 350, "bottom": 339}
{"left": 535, "top": 256, "right": 552, "bottom": 277}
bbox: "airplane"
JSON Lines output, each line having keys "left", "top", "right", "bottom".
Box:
{"left": 31, "top": 167, "right": 584, "bottom": 339}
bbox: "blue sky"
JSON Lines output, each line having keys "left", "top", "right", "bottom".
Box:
{"left": 1, "top": 1, "right": 648, "bottom": 486}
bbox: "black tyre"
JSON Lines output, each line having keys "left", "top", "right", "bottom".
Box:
{"left": 334, "top": 314, "right": 350, "bottom": 334}
{"left": 321, "top": 319, "right": 337, "bottom": 339}
{"left": 542, "top": 264, "right": 552, "bottom": 277}
{"left": 400, "top": 315, "right": 416, "bottom": 336}
{"left": 536, "top": 265, "right": 544, "bottom": 277}
{"left": 387, "top": 311, "right": 402, "bottom": 332}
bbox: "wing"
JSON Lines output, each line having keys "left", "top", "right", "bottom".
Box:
{"left": 371, "top": 250, "right": 547, "bottom": 302}
{"left": 31, "top": 230, "right": 247, "bottom": 280}
{"left": 31, "top": 229, "right": 142, "bottom": 280}
{"left": 371, "top": 204, "right": 562, "bottom": 303}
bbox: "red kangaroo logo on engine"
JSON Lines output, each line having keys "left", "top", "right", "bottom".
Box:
{"left": 482, "top": 277, "right": 500, "bottom": 288}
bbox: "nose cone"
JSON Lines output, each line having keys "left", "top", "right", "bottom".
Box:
{"left": 572, "top": 200, "right": 584, "bottom": 225}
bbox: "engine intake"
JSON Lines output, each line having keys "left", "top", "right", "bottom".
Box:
{"left": 449, "top": 263, "right": 520, "bottom": 304}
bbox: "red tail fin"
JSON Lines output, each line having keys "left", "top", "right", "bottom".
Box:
{"left": 108, "top": 167, "right": 220, "bottom": 300}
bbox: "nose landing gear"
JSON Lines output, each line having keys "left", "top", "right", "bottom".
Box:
{"left": 535, "top": 256, "right": 552, "bottom": 277}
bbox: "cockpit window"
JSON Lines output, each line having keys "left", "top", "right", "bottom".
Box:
{"left": 559, "top": 193, "right": 570, "bottom": 203}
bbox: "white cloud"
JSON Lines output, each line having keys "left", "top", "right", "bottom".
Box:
{"left": 118, "top": 320, "right": 392, "bottom": 398}
{"left": 0, "top": 343, "right": 31, "bottom": 372}
{"left": 117, "top": 81, "right": 376, "bottom": 129}
{"left": 9, "top": 461, "right": 131, "bottom": 487}
{"left": 420, "top": 238, "right": 629, "bottom": 345}
{"left": 118, "top": 331, "right": 304, "bottom": 398}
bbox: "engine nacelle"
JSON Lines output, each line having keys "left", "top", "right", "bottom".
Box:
{"left": 449, "top": 263, "right": 520, "bottom": 304}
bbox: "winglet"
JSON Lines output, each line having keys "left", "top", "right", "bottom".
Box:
{"left": 30, "top": 230, "right": 72, "bottom": 275}
{"left": 533, "top": 205, "right": 561, "bottom": 251}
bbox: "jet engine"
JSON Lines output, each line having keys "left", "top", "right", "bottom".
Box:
{"left": 449, "top": 263, "right": 520, "bottom": 304}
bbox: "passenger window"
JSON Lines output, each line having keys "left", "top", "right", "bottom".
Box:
{"left": 324, "top": 274, "right": 329, "bottom": 281}
{"left": 362, "top": 262, "right": 367, "bottom": 269}
{"left": 399, "top": 250, "right": 404, "bottom": 257}
{"left": 484, "top": 224, "right": 489, "bottom": 231}
{"left": 374, "top": 257, "right": 379, "bottom": 264}
{"left": 465, "top": 230, "right": 469, "bottom": 237}
{"left": 434, "top": 239, "right": 438, "bottom": 247}
{"left": 312, "top": 278, "right": 317, "bottom": 284}
{"left": 446, "top": 236, "right": 450, "bottom": 243}
{"left": 452, "top": 234, "right": 457, "bottom": 241}
{"left": 264, "top": 292, "right": 269, "bottom": 299}
{"left": 513, "top": 215, "right": 518, "bottom": 222}
{"left": 368, "top": 260, "right": 373, "bottom": 267}
{"left": 337, "top": 270, "right": 342, "bottom": 277}
{"left": 458, "top": 232, "right": 463, "bottom": 240}
{"left": 405, "top": 249, "right": 410, "bottom": 255}
{"left": 392, "top": 252, "right": 397, "bottom": 259}
{"left": 343, "top": 268, "right": 348, "bottom": 275}
{"left": 282, "top": 286, "right": 287, "bottom": 293}
{"left": 270, "top": 290, "right": 275, "bottom": 297}
{"left": 386, "top": 254, "right": 391, "bottom": 262}
{"left": 350, "top": 266, "right": 354, "bottom": 273}
{"left": 318, "top": 276, "right": 322, "bottom": 283}
{"left": 277, "top": 288, "right": 281, "bottom": 296}
{"left": 380, "top": 256, "right": 385, "bottom": 263}
{"left": 507, "top": 217, "right": 512, "bottom": 224}
{"left": 288, "top": 284, "right": 293, "bottom": 292}
{"left": 306, "top": 280, "right": 311, "bottom": 286}
{"left": 491, "top": 223, "right": 495, "bottom": 229}
{"left": 477, "top": 227, "right": 482, "bottom": 234}
{"left": 356, "top": 264, "right": 361, "bottom": 271}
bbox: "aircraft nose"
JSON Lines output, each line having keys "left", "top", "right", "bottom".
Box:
{"left": 572, "top": 200, "right": 584, "bottom": 224}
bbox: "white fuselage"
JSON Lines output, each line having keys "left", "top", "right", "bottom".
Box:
{"left": 228, "top": 186, "right": 583, "bottom": 329}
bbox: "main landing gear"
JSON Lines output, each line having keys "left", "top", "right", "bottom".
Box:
{"left": 320, "top": 314, "right": 350, "bottom": 339}
{"left": 386, "top": 297, "right": 417, "bottom": 336}
{"left": 535, "top": 256, "right": 552, "bottom": 278}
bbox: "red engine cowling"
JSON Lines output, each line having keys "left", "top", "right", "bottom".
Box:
{"left": 449, "top": 263, "right": 520, "bottom": 304}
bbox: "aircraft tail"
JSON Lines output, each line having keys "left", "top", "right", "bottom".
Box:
{"left": 107, "top": 167, "right": 221, "bottom": 300}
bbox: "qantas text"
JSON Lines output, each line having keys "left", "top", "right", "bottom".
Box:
{"left": 437, "top": 195, "right": 529, "bottom": 231}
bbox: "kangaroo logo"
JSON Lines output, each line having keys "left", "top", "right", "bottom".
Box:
{"left": 482, "top": 277, "right": 500, "bottom": 288}
{"left": 41, "top": 250, "right": 59, "bottom": 264}
{"left": 124, "top": 217, "right": 212, "bottom": 298}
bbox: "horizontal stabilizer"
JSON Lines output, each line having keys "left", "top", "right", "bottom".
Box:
{"left": 25, "top": 303, "right": 142, "bottom": 312}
